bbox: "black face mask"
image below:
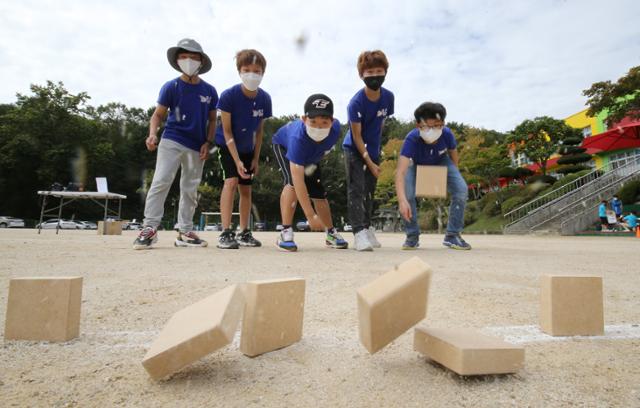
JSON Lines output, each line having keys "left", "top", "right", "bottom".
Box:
{"left": 363, "top": 75, "right": 385, "bottom": 91}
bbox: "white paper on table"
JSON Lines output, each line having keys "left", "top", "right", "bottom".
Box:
{"left": 96, "top": 177, "right": 109, "bottom": 193}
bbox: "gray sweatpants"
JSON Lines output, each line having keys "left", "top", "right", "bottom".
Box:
{"left": 143, "top": 139, "right": 204, "bottom": 232}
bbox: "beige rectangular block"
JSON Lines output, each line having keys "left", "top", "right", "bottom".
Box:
{"left": 357, "top": 257, "right": 431, "bottom": 354}
{"left": 240, "top": 278, "right": 305, "bottom": 357}
{"left": 414, "top": 327, "right": 524, "bottom": 375}
{"left": 4, "top": 277, "right": 83, "bottom": 342}
{"left": 416, "top": 165, "right": 447, "bottom": 198}
{"left": 97, "top": 221, "right": 122, "bottom": 235}
{"left": 540, "top": 275, "right": 604, "bottom": 336}
{"left": 142, "top": 285, "right": 244, "bottom": 380}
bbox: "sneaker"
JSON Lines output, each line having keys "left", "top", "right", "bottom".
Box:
{"left": 354, "top": 229, "right": 373, "bottom": 251}
{"left": 366, "top": 227, "right": 381, "bottom": 248}
{"left": 217, "top": 229, "right": 239, "bottom": 249}
{"left": 401, "top": 239, "right": 420, "bottom": 250}
{"left": 326, "top": 229, "right": 348, "bottom": 249}
{"left": 175, "top": 231, "right": 208, "bottom": 247}
{"left": 237, "top": 229, "right": 262, "bottom": 247}
{"left": 133, "top": 226, "right": 158, "bottom": 250}
{"left": 443, "top": 234, "right": 472, "bottom": 250}
{"left": 277, "top": 227, "right": 297, "bottom": 252}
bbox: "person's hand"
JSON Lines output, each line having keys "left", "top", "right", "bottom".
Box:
{"left": 251, "top": 157, "right": 260, "bottom": 177}
{"left": 146, "top": 135, "right": 158, "bottom": 151}
{"left": 199, "top": 142, "right": 211, "bottom": 160}
{"left": 399, "top": 199, "right": 412, "bottom": 221}
{"left": 236, "top": 160, "right": 250, "bottom": 179}
{"left": 368, "top": 161, "right": 381, "bottom": 178}
{"left": 308, "top": 214, "right": 325, "bottom": 231}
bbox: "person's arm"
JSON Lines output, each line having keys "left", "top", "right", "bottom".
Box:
{"left": 395, "top": 155, "right": 412, "bottom": 221}
{"left": 146, "top": 105, "right": 168, "bottom": 151}
{"left": 251, "top": 119, "right": 265, "bottom": 176}
{"left": 290, "top": 162, "right": 325, "bottom": 231}
{"left": 448, "top": 148, "right": 460, "bottom": 167}
{"left": 199, "top": 109, "right": 217, "bottom": 160}
{"left": 220, "top": 111, "right": 250, "bottom": 179}
{"left": 350, "top": 121, "right": 380, "bottom": 177}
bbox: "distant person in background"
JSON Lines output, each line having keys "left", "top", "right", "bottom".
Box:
{"left": 598, "top": 200, "right": 609, "bottom": 231}
{"left": 621, "top": 211, "right": 638, "bottom": 232}
{"left": 611, "top": 195, "right": 623, "bottom": 221}
{"left": 133, "top": 38, "right": 218, "bottom": 250}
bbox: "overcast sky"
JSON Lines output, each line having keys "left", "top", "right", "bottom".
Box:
{"left": 1, "top": 0, "right": 638, "bottom": 132}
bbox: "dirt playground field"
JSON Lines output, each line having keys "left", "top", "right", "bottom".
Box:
{"left": 0, "top": 229, "right": 639, "bottom": 407}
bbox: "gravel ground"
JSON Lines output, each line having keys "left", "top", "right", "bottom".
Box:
{"left": 1, "top": 229, "right": 639, "bottom": 407}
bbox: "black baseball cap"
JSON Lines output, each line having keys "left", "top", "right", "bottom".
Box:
{"left": 304, "top": 94, "right": 333, "bottom": 118}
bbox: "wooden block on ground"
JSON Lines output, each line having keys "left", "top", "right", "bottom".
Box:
{"left": 97, "top": 221, "right": 122, "bottom": 235}
{"left": 540, "top": 275, "right": 604, "bottom": 336}
{"left": 142, "top": 285, "right": 244, "bottom": 380}
{"left": 416, "top": 165, "right": 447, "bottom": 198}
{"left": 357, "top": 257, "right": 431, "bottom": 354}
{"left": 4, "top": 277, "right": 83, "bottom": 342}
{"left": 414, "top": 327, "right": 524, "bottom": 375}
{"left": 240, "top": 278, "right": 305, "bottom": 357}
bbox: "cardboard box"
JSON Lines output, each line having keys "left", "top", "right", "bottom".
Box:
{"left": 142, "top": 285, "right": 244, "bottom": 380}
{"left": 416, "top": 165, "right": 448, "bottom": 198}
{"left": 540, "top": 275, "right": 604, "bottom": 336}
{"left": 4, "top": 277, "right": 83, "bottom": 342}
{"left": 240, "top": 278, "right": 305, "bottom": 357}
{"left": 357, "top": 257, "right": 432, "bottom": 354}
{"left": 97, "top": 221, "right": 122, "bottom": 235}
{"left": 414, "top": 327, "right": 525, "bottom": 375}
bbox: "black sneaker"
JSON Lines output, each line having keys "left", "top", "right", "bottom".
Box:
{"left": 217, "top": 229, "right": 239, "bottom": 249}
{"left": 133, "top": 226, "right": 158, "bottom": 250}
{"left": 237, "top": 229, "right": 262, "bottom": 247}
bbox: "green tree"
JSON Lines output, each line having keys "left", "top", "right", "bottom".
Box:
{"left": 583, "top": 65, "right": 640, "bottom": 126}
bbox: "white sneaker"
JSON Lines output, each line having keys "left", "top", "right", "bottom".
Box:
{"left": 354, "top": 229, "right": 373, "bottom": 251}
{"left": 366, "top": 228, "right": 381, "bottom": 248}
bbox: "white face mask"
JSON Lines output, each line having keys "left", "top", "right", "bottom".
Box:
{"left": 240, "top": 72, "right": 263, "bottom": 91}
{"left": 420, "top": 127, "right": 442, "bottom": 144}
{"left": 177, "top": 58, "right": 201, "bottom": 76}
{"left": 306, "top": 124, "right": 331, "bottom": 142}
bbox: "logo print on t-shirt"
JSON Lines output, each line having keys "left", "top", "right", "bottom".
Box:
{"left": 199, "top": 95, "right": 212, "bottom": 104}
{"left": 377, "top": 108, "right": 388, "bottom": 117}
{"left": 253, "top": 109, "right": 264, "bottom": 118}
{"left": 438, "top": 149, "right": 446, "bottom": 155}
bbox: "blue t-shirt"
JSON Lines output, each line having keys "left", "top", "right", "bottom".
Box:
{"left": 342, "top": 87, "right": 394, "bottom": 162}
{"left": 399, "top": 127, "right": 457, "bottom": 165}
{"left": 623, "top": 214, "right": 637, "bottom": 228}
{"left": 598, "top": 203, "right": 607, "bottom": 217}
{"left": 272, "top": 119, "right": 341, "bottom": 165}
{"left": 158, "top": 77, "right": 218, "bottom": 152}
{"left": 215, "top": 84, "right": 272, "bottom": 154}
{"left": 611, "top": 198, "right": 623, "bottom": 215}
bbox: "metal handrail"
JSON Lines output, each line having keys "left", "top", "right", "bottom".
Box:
{"left": 504, "top": 153, "right": 640, "bottom": 226}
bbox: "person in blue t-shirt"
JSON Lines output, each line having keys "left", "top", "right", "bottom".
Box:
{"left": 343, "top": 50, "right": 394, "bottom": 252}
{"left": 611, "top": 195, "right": 623, "bottom": 220}
{"left": 215, "top": 49, "right": 272, "bottom": 250}
{"left": 133, "top": 38, "right": 218, "bottom": 250}
{"left": 395, "top": 102, "right": 471, "bottom": 250}
{"left": 621, "top": 211, "right": 638, "bottom": 231}
{"left": 272, "top": 94, "right": 348, "bottom": 252}
{"left": 598, "top": 200, "right": 609, "bottom": 231}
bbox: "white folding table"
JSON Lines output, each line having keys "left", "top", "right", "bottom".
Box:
{"left": 37, "top": 191, "right": 127, "bottom": 234}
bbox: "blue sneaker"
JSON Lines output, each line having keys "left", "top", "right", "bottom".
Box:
{"left": 443, "top": 234, "right": 472, "bottom": 250}
{"left": 277, "top": 227, "right": 297, "bottom": 252}
{"left": 402, "top": 239, "right": 420, "bottom": 250}
{"left": 326, "top": 229, "right": 348, "bottom": 249}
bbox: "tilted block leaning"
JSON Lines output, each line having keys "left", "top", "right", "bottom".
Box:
{"left": 357, "top": 256, "right": 432, "bottom": 354}
{"left": 142, "top": 284, "right": 244, "bottom": 380}
{"left": 414, "top": 327, "right": 525, "bottom": 375}
{"left": 240, "top": 278, "right": 305, "bottom": 357}
{"left": 540, "top": 275, "right": 604, "bottom": 336}
{"left": 4, "top": 276, "right": 83, "bottom": 342}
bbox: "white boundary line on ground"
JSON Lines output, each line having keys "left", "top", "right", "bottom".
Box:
{"left": 482, "top": 324, "right": 640, "bottom": 344}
